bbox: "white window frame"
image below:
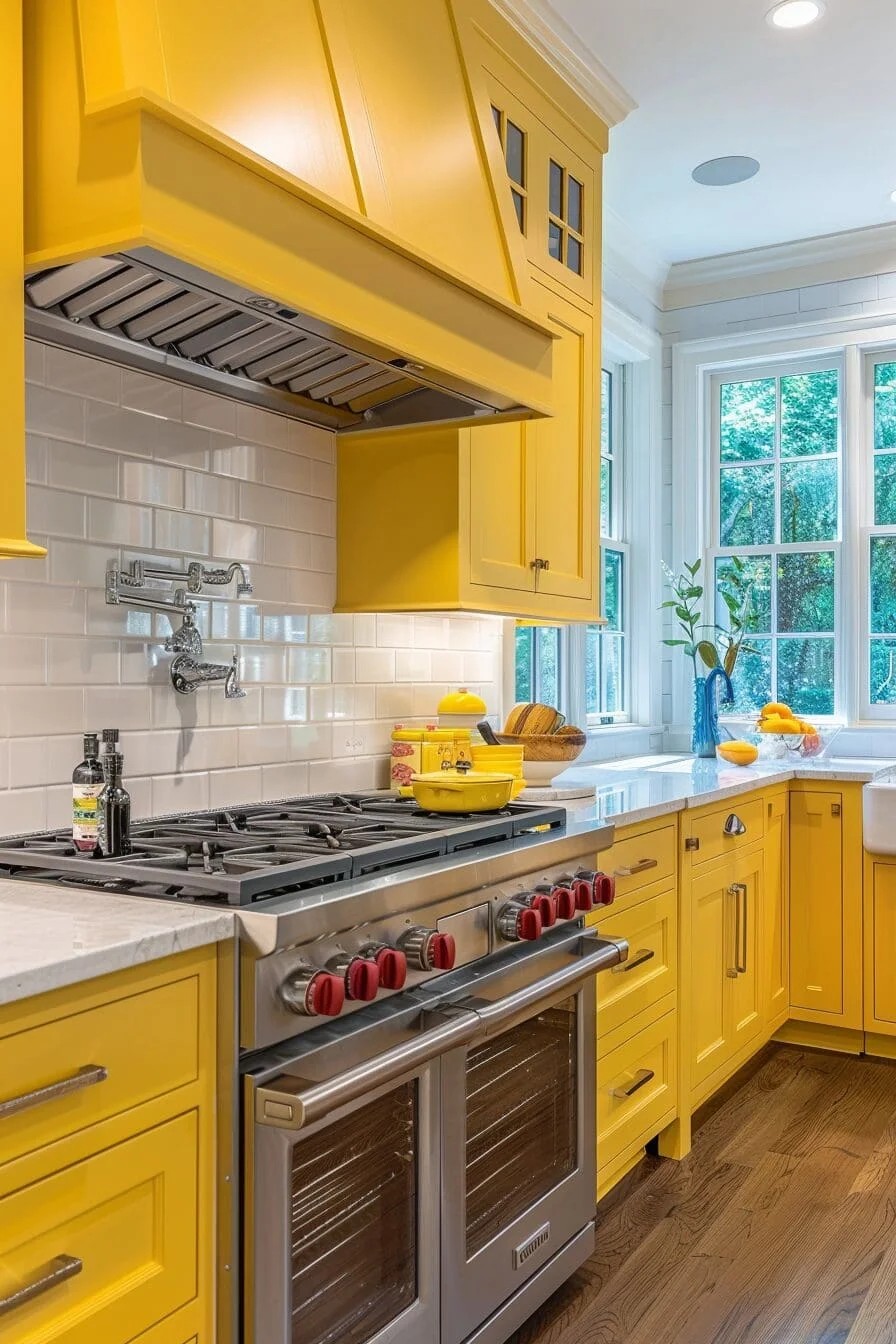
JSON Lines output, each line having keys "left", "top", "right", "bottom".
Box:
{"left": 672, "top": 312, "right": 896, "bottom": 734}
{"left": 708, "top": 353, "right": 846, "bottom": 722}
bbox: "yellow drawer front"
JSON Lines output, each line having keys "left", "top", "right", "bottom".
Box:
{"left": 597, "top": 1011, "right": 678, "bottom": 1169}
{"left": 0, "top": 1111, "right": 197, "bottom": 1344}
{"left": 595, "top": 889, "right": 677, "bottom": 1039}
{"left": 0, "top": 976, "right": 199, "bottom": 1171}
{"left": 599, "top": 823, "right": 677, "bottom": 903}
{"left": 683, "top": 796, "right": 765, "bottom": 866}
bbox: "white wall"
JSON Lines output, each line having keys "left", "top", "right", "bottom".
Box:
{"left": 1, "top": 341, "right": 501, "bottom": 833}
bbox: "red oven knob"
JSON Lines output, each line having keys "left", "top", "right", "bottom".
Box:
{"left": 552, "top": 884, "right": 577, "bottom": 920}
{"left": 527, "top": 889, "right": 558, "bottom": 927}
{"left": 280, "top": 966, "right": 346, "bottom": 1017}
{"left": 497, "top": 901, "right": 543, "bottom": 942}
{"left": 328, "top": 954, "right": 380, "bottom": 1001}
{"left": 595, "top": 873, "right": 616, "bottom": 907}
{"left": 360, "top": 943, "right": 408, "bottom": 991}
{"left": 400, "top": 927, "right": 457, "bottom": 972}
{"left": 572, "top": 873, "right": 595, "bottom": 912}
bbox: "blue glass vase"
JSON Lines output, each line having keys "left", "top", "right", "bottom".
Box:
{"left": 691, "top": 675, "right": 715, "bottom": 758}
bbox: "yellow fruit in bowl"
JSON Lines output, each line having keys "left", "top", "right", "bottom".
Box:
{"left": 760, "top": 701, "right": 795, "bottom": 721}
{"left": 717, "top": 740, "right": 759, "bottom": 766}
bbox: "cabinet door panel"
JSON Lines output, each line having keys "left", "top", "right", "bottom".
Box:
{"left": 869, "top": 862, "right": 896, "bottom": 1028}
{"left": 467, "top": 422, "right": 535, "bottom": 593}
{"left": 531, "top": 284, "right": 596, "bottom": 602}
{"left": 764, "top": 795, "right": 789, "bottom": 1027}
{"left": 690, "top": 870, "right": 729, "bottom": 1089}
{"left": 790, "top": 791, "right": 844, "bottom": 1015}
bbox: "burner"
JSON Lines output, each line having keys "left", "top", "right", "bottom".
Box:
{"left": 0, "top": 793, "right": 565, "bottom": 906}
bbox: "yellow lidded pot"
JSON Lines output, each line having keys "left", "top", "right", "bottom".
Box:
{"left": 410, "top": 769, "right": 514, "bottom": 814}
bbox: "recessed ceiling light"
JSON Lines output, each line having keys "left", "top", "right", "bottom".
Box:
{"left": 767, "top": 1, "right": 825, "bottom": 29}
{"left": 692, "top": 156, "right": 761, "bottom": 187}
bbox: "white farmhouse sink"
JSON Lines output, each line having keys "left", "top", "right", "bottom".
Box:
{"left": 863, "top": 775, "right": 896, "bottom": 853}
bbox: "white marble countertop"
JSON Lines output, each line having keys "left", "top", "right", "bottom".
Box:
{"left": 550, "top": 753, "right": 896, "bottom": 832}
{"left": 0, "top": 882, "right": 234, "bottom": 1007}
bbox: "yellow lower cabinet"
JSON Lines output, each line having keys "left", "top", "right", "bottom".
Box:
{"left": 689, "top": 847, "right": 764, "bottom": 1104}
{"left": 597, "top": 1009, "right": 678, "bottom": 1197}
{"left": 864, "top": 855, "right": 896, "bottom": 1035}
{"left": 0, "top": 1112, "right": 197, "bottom": 1344}
{"left": 594, "top": 887, "right": 677, "bottom": 1039}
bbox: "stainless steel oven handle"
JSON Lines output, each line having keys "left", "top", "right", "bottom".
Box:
{"left": 463, "top": 933, "right": 628, "bottom": 1037}
{"left": 255, "top": 1007, "right": 479, "bottom": 1131}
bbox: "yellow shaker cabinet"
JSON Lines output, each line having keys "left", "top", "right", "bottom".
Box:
{"left": 336, "top": 283, "right": 599, "bottom": 620}
{"left": 864, "top": 855, "right": 896, "bottom": 1037}
{"left": 789, "top": 783, "right": 863, "bottom": 1030}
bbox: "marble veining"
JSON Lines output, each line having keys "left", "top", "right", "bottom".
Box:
{"left": 0, "top": 882, "right": 234, "bottom": 1007}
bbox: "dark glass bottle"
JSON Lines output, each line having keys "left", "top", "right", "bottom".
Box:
{"left": 72, "top": 732, "right": 103, "bottom": 853}
{"left": 96, "top": 753, "right": 131, "bottom": 858}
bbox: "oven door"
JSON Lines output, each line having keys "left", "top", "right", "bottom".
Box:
{"left": 245, "top": 1003, "right": 478, "bottom": 1344}
{"left": 437, "top": 929, "right": 625, "bottom": 1344}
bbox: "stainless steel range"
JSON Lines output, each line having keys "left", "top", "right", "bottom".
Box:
{"left": 0, "top": 793, "right": 625, "bottom": 1344}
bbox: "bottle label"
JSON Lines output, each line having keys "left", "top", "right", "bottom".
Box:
{"left": 73, "top": 784, "right": 102, "bottom": 850}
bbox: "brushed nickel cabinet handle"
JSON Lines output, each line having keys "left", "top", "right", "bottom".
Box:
{"left": 726, "top": 883, "right": 748, "bottom": 976}
{"left": 0, "top": 1065, "right": 108, "bottom": 1120}
{"left": 612, "top": 1068, "right": 655, "bottom": 1099}
{"left": 723, "top": 814, "right": 747, "bottom": 837}
{"left": 612, "top": 947, "right": 656, "bottom": 974}
{"left": 0, "top": 1255, "right": 82, "bottom": 1316}
{"left": 740, "top": 883, "right": 749, "bottom": 974}
{"left": 614, "top": 858, "right": 658, "bottom": 878}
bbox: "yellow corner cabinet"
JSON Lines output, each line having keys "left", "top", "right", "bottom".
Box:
{"left": 0, "top": 945, "right": 226, "bottom": 1344}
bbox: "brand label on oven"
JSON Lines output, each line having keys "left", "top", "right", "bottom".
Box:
{"left": 513, "top": 1221, "right": 551, "bottom": 1270}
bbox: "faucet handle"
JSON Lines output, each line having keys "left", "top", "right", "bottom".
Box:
{"left": 225, "top": 652, "right": 246, "bottom": 700}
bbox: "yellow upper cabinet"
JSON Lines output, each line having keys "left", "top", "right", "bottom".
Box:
{"left": 0, "top": 2, "right": 44, "bottom": 559}
{"left": 22, "top": 0, "right": 555, "bottom": 422}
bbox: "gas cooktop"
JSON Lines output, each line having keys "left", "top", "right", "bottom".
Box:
{"left": 0, "top": 793, "right": 565, "bottom": 905}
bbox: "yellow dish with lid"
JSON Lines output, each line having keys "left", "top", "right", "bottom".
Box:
{"left": 410, "top": 770, "right": 515, "bottom": 813}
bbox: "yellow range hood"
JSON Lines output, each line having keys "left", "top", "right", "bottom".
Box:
{"left": 22, "top": 0, "right": 555, "bottom": 433}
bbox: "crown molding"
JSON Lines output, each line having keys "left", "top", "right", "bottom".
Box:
{"left": 603, "top": 206, "right": 669, "bottom": 312}
{"left": 489, "top": 0, "right": 637, "bottom": 128}
{"left": 665, "top": 220, "right": 896, "bottom": 310}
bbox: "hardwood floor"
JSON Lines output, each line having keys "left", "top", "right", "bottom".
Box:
{"left": 510, "top": 1045, "right": 896, "bottom": 1344}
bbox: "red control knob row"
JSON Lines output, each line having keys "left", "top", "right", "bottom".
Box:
{"left": 530, "top": 883, "right": 578, "bottom": 923}
{"left": 280, "top": 966, "right": 346, "bottom": 1018}
{"left": 400, "top": 926, "right": 457, "bottom": 972}
{"left": 358, "top": 943, "right": 408, "bottom": 991}
{"left": 497, "top": 901, "right": 543, "bottom": 942}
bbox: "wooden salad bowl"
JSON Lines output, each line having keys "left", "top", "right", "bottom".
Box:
{"left": 494, "top": 728, "right": 586, "bottom": 762}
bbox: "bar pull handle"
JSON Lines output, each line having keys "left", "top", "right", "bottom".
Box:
{"left": 612, "top": 948, "right": 656, "bottom": 975}
{"left": 739, "top": 883, "right": 749, "bottom": 974}
{"left": 727, "top": 883, "right": 748, "bottom": 976}
{"left": 724, "top": 814, "right": 747, "bottom": 837}
{"left": 612, "top": 1068, "right": 655, "bottom": 1099}
{"left": 0, "top": 1065, "right": 108, "bottom": 1120}
{"left": 0, "top": 1255, "right": 83, "bottom": 1317}
{"left": 613, "top": 858, "right": 658, "bottom": 878}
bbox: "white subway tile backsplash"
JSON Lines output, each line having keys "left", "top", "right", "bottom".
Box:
{"left": 5, "top": 338, "right": 507, "bottom": 820}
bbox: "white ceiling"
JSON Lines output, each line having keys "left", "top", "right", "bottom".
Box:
{"left": 549, "top": 0, "right": 896, "bottom": 266}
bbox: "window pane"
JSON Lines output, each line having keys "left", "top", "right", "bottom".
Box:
{"left": 720, "top": 378, "right": 776, "bottom": 463}
{"left": 566, "top": 236, "right": 582, "bottom": 275}
{"left": 511, "top": 190, "right": 525, "bottom": 232}
{"left": 777, "top": 638, "right": 835, "bottom": 716}
{"left": 875, "top": 362, "right": 896, "bottom": 450}
{"left": 715, "top": 555, "right": 773, "bottom": 634}
{"left": 871, "top": 639, "right": 896, "bottom": 704}
{"left": 875, "top": 454, "right": 896, "bottom": 525}
{"left": 601, "top": 370, "right": 612, "bottom": 454}
{"left": 601, "top": 636, "right": 624, "bottom": 714}
{"left": 536, "top": 628, "right": 560, "bottom": 706}
{"left": 568, "top": 176, "right": 583, "bottom": 233}
{"left": 514, "top": 627, "right": 534, "bottom": 702}
{"left": 491, "top": 105, "right": 502, "bottom": 134}
{"left": 603, "top": 549, "right": 623, "bottom": 630}
{"left": 506, "top": 121, "right": 525, "bottom": 186}
{"left": 720, "top": 465, "right": 775, "bottom": 546}
{"left": 777, "top": 551, "right": 835, "bottom": 633}
{"left": 728, "top": 639, "right": 773, "bottom": 715}
{"left": 600, "top": 459, "right": 611, "bottom": 537}
{"left": 780, "top": 458, "right": 838, "bottom": 542}
{"left": 549, "top": 160, "right": 563, "bottom": 217}
{"left": 548, "top": 221, "right": 563, "bottom": 261}
{"left": 870, "top": 536, "right": 896, "bottom": 634}
{"left": 780, "top": 370, "right": 839, "bottom": 457}
{"left": 585, "top": 627, "right": 599, "bottom": 716}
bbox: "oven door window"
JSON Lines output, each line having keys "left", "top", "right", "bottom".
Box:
{"left": 465, "top": 996, "right": 577, "bottom": 1258}
{"left": 290, "top": 1081, "right": 417, "bottom": 1344}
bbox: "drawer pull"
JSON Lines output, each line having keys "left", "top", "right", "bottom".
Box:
{"left": 612, "top": 947, "right": 656, "bottom": 974}
{"left": 0, "top": 1064, "right": 108, "bottom": 1120}
{"left": 612, "top": 1068, "right": 655, "bottom": 1100}
{"left": 723, "top": 813, "right": 747, "bottom": 837}
{"left": 0, "top": 1255, "right": 82, "bottom": 1316}
{"left": 613, "top": 858, "right": 658, "bottom": 878}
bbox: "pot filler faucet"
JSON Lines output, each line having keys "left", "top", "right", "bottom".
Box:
{"left": 105, "top": 559, "right": 251, "bottom": 698}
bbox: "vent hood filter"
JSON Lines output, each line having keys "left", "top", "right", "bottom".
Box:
{"left": 26, "top": 249, "right": 532, "bottom": 433}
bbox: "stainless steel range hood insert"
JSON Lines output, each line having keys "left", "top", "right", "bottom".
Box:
{"left": 26, "top": 249, "right": 533, "bottom": 433}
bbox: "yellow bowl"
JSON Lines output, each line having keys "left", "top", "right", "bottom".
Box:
{"left": 410, "top": 770, "right": 515, "bottom": 813}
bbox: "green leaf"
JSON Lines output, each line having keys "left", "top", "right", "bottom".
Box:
{"left": 674, "top": 605, "right": 692, "bottom": 622}
{"left": 659, "top": 600, "right": 678, "bottom": 609}
{"left": 723, "top": 643, "right": 738, "bottom": 676}
{"left": 696, "top": 640, "right": 720, "bottom": 669}
{"left": 662, "top": 639, "right": 688, "bottom": 647}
